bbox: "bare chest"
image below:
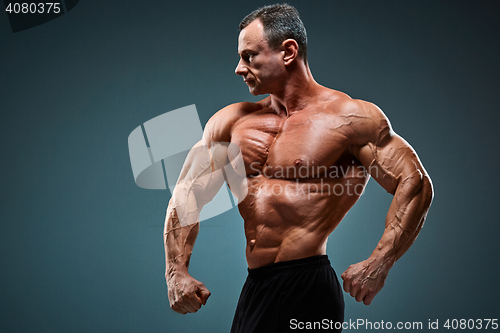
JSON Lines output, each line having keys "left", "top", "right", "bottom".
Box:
{"left": 231, "top": 110, "right": 354, "bottom": 179}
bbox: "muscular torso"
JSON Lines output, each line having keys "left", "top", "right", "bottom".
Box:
{"left": 228, "top": 93, "right": 370, "bottom": 268}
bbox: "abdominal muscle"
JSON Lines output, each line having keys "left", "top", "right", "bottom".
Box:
{"left": 238, "top": 175, "right": 366, "bottom": 269}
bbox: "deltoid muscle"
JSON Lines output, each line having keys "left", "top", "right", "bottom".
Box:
{"left": 170, "top": 142, "right": 248, "bottom": 227}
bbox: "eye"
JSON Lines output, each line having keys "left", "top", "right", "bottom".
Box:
{"left": 245, "top": 53, "right": 254, "bottom": 62}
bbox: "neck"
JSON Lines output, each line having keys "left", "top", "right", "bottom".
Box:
{"left": 269, "top": 61, "right": 320, "bottom": 117}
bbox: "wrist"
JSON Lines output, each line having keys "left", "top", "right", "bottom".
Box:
{"left": 369, "top": 247, "right": 397, "bottom": 270}
{"left": 165, "top": 262, "right": 189, "bottom": 282}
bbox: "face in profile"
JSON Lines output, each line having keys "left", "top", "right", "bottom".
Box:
{"left": 235, "top": 19, "right": 286, "bottom": 96}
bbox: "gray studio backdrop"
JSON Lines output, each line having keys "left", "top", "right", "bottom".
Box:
{"left": 1, "top": 0, "right": 499, "bottom": 332}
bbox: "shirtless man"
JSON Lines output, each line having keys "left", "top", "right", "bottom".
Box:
{"left": 164, "top": 4, "right": 433, "bottom": 332}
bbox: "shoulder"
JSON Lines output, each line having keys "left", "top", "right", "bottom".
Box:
{"left": 325, "top": 94, "right": 394, "bottom": 147}
{"left": 203, "top": 101, "right": 264, "bottom": 144}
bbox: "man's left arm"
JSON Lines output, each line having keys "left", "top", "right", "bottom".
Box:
{"left": 341, "top": 101, "right": 434, "bottom": 305}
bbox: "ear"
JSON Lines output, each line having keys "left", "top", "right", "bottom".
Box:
{"left": 281, "top": 39, "right": 299, "bottom": 65}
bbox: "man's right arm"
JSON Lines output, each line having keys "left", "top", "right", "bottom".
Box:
{"left": 164, "top": 196, "right": 208, "bottom": 314}
{"left": 163, "top": 103, "right": 248, "bottom": 314}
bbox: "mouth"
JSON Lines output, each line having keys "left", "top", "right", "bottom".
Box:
{"left": 243, "top": 78, "right": 255, "bottom": 85}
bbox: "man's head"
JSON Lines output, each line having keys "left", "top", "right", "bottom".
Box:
{"left": 239, "top": 4, "right": 308, "bottom": 62}
{"left": 235, "top": 4, "right": 308, "bottom": 96}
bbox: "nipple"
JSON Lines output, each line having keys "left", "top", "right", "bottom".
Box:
{"left": 249, "top": 239, "right": 256, "bottom": 247}
{"left": 294, "top": 158, "right": 303, "bottom": 166}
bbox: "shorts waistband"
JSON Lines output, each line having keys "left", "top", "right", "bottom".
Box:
{"left": 247, "top": 255, "right": 331, "bottom": 280}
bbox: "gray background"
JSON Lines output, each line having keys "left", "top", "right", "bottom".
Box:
{"left": 1, "top": 0, "right": 499, "bottom": 332}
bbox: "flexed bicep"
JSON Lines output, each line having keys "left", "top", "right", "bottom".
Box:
{"left": 358, "top": 133, "right": 427, "bottom": 195}
{"left": 353, "top": 103, "right": 433, "bottom": 247}
{"left": 171, "top": 141, "right": 248, "bottom": 226}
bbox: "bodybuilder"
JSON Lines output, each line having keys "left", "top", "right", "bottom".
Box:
{"left": 164, "top": 4, "right": 433, "bottom": 332}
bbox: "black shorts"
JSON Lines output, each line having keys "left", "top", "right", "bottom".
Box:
{"left": 231, "top": 255, "right": 344, "bottom": 333}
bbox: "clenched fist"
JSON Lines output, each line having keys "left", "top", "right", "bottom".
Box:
{"left": 341, "top": 258, "right": 391, "bottom": 305}
{"left": 167, "top": 272, "right": 211, "bottom": 314}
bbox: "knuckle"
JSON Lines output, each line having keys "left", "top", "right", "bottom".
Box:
{"left": 173, "top": 299, "right": 185, "bottom": 307}
{"left": 187, "top": 291, "right": 198, "bottom": 300}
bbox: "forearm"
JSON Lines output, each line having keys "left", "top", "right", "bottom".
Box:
{"left": 164, "top": 198, "right": 200, "bottom": 281}
{"left": 370, "top": 171, "right": 434, "bottom": 267}
{"left": 164, "top": 197, "right": 213, "bottom": 313}
{"left": 163, "top": 143, "right": 228, "bottom": 281}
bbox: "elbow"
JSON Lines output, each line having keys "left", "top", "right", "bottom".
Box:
{"left": 421, "top": 173, "right": 434, "bottom": 209}
{"left": 409, "top": 168, "right": 434, "bottom": 208}
{"left": 417, "top": 167, "right": 435, "bottom": 205}
{"left": 398, "top": 169, "right": 434, "bottom": 209}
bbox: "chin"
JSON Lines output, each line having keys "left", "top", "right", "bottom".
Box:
{"left": 248, "top": 87, "right": 266, "bottom": 96}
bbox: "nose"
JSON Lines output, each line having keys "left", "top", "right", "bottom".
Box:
{"left": 235, "top": 58, "right": 247, "bottom": 76}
